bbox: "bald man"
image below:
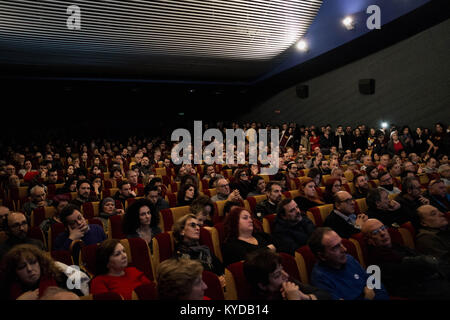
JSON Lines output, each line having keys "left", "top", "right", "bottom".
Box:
{"left": 323, "top": 191, "right": 368, "bottom": 239}
{"left": 416, "top": 205, "right": 450, "bottom": 262}
{"left": 363, "top": 218, "right": 450, "bottom": 299}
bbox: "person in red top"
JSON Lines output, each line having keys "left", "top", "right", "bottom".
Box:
{"left": 309, "top": 130, "right": 320, "bottom": 151}
{"left": 90, "top": 239, "right": 151, "bottom": 300}
{"left": 126, "top": 170, "right": 144, "bottom": 196}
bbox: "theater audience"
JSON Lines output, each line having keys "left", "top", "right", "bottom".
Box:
{"left": 254, "top": 182, "right": 283, "bottom": 220}
{"left": 122, "top": 198, "right": 160, "bottom": 245}
{"left": 366, "top": 188, "right": 408, "bottom": 228}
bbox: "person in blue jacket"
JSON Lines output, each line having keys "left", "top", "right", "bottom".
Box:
{"left": 308, "top": 227, "right": 389, "bottom": 300}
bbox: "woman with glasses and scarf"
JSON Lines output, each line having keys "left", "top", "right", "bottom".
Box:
{"left": 172, "top": 214, "right": 225, "bottom": 287}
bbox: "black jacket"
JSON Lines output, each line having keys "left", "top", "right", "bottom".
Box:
{"left": 323, "top": 210, "right": 360, "bottom": 239}
{"left": 272, "top": 215, "right": 315, "bottom": 255}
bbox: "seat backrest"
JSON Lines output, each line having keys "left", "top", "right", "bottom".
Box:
{"left": 262, "top": 214, "right": 276, "bottom": 234}
{"left": 203, "top": 270, "right": 225, "bottom": 300}
{"left": 160, "top": 206, "right": 191, "bottom": 232}
{"left": 80, "top": 243, "right": 100, "bottom": 277}
{"left": 152, "top": 231, "right": 174, "bottom": 271}
{"left": 82, "top": 202, "right": 100, "bottom": 219}
{"left": 28, "top": 226, "right": 46, "bottom": 250}
{"left": 120, "top": 238, "right": 155, "bottom": 281}
{"left": 294, "top": 245, "right": 317, "bottom": 284}
{"left": 108, "top": 214, "right": 126, "bottom": 239}
{"left": 354, "top": 198, "right": 368, "bottom": 214}
{"left": 200, "top": 227, "right": 222, "bottom": 262}
{"left": 388, "top": 227, "right": 415, "bottom": 250}
{"left": 51, "top": 250, "right": 74, "bottom": 266}
{"left": 246, "top": 195, "right": 267, "bottom": 214}
{"left": 30, "top": 206, "right": 56, "bottom": 228}
{"left": 342, "top": 238, "right": 366, "bottom": 268}
{"left": 224, "top": 261, "right": 252, "bottom": 300}
{"left": 48, "top": 222, "right": 66, "bottom": 252}
{"left": 279, "top": 252, "right": 301, "bottom": 282}
{"left": 214, "top": 222, "right": 225, "bottom": 244}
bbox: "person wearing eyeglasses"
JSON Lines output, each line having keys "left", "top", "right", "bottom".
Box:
{"left": 362, "top": 218, "right": 450, "bottom": 299}
{"left": 0, "top": 212, "right": 45, "bottom": 261}
{"left": 172, "top": 214, "right": 225, "bottom": 287}
{"left": 231, "top": 169, "right": 252, "bottom": 199}
{"left": 323, "top": 191, "right": 368, "bottom": 239}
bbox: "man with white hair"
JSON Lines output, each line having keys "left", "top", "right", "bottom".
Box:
{"left": 23, "top": 184, "right": 52, "bottom": 217}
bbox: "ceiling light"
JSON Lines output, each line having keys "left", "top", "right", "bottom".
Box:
{"left": 342, "top": 16, "right": 355, "bottom": 30}
{"left": 296, "top": 39, "right": 308, "bottom": 52}
{"left": 381, "top": 122, "right": 388, "bottom": 129}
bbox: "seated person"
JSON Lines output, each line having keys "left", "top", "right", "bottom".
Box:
{"left": 254, "top": 182, "right": 283, "bottom": 220}
{"left": 22, "top": 184, "right": 53, "bottom": 217}
{"left": 243, "top": 249, "right": 331, "bottom": 300}
{"left": 122, "top": 198, "right": 161, "bottom": 246}
{"left": 190, "top": 195, "right": 215, "bottom": 227}
{"left": 294, "top": 178, "right": 325, "bottom": 212}
{"left": 0, "top": 212, "right": 45, "bottom": 261}
{"left": 353, "top": 174, "right": 370, "bottom": 199}
{"left": 54, "top": 204, "right": 106, "bottom": 251}
{"left": 98, "top": 197, "right": 125, "bottom": 233}
{"left": 39, "top": 195, "right": 70, "bottom": 241}
{"left": 309, "top": 227, "right": 389, "bottom": 300}
{"left": 438, "top": 164, "right": 450, "bottom": 187}
{"left": 71, "top": 179, "right": 99, "bottom": 208}
{"left": 211, "top": 178, "right": 243, "bottom": 203}
{"left": 0, "top": 205, "right": 9, "bottom": 232}
{"left": 172, "top": 214, "right": 224, "bottom": 283}
{"left": 378, "top": 171, "right": 401, "bottom": 196}
{"left": 144, "top": 184, "right": 169, "bottom": 214}
{"left": 323, "top": 178, "right": 342, "bottom": 204}
{"left": 323, "top": 191, "right": 368, "bottom": 239}
{"left": 113, "top": 181, "right": 136, "bottom": 209}
{"left": 176, "top": 183, "right": 199, "bottom": 207}
{"left": 272, "top": 199, "right": 315, "bottom": 255}
{"left": 90, "top": 239, "right": 151, "bottom": 300}
{"left": 230, "top": 169, "right": 252, "bottom": 199}
{"left": 55, "top": 177, "right": 77, "bottom": 195}
{"left": 157, "top": 258, "right": 208, "bottom": 300}
{"left": 0, "top": 244, "right": 83, "bottom": 300}
{"left": 424, "top": 179, "right": 450, "bottom": 213}
{"left": 416, "top": 205, "right": 450, "bottom": 262}
{"left": 366, "top": 187, "right": 409, "bottom": 228}
{"left": 247, "top": 175, "right": 266, "bottom": 197}
{"left": 222, "top": 207, "right": 276, "bottom": 266}
{"left": 362, "top": 218, "right": 450, "bottom": 299}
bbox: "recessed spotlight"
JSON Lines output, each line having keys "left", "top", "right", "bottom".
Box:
{"left": 296, "top": 39, "right": 308, "bottom": 52}
{"left": 342, "top": 16, "right": 355, "bottom": 30}
{"left": 381, "top": 122, "right": 388, "bottom": 129}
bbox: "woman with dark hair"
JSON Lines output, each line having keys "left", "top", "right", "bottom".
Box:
{"left": 172, "top": 214, "right": 225, "bottom": 282}
{"left": 90, "top": 239, "right": 151, "bottom": 300}
{"left": 413, "top": 127, "right": 429, "bottom": 155}
{"left": 273, "top": 172, "right": 288, "bottom": 192}
{"left": 309, "top": 130, "right": 320, "bottom": 152}
{"left": 176, "top": 183, "right": 199, "bottom": 207}
{"left": 180, "top": 174, "right": 199, "bottom": 190}
{"left": 293, "top": 177, "right": 325, "bottom": 212}
{"left": 222, "top": 207, "right": 275, "bottom": 266}
{"left": 231, "top": 168, "right": 252, "bottom": 199}
{"left": 323, "top": 178, "right": 342, "bottom": 204}
{"left": 351, "top": 128, "right": 367, "bottom": 152}
{"left": 307, "top": 167, "right": 322, "bottom": 188}
{"left": 247, "top": 175, "right": 266, "bottom": 197}
{"left": 365, "top": 165, "right": 379, "bottom": 181}
{"left": 55, "top": 176, "right": 77, "bottom": 195}
{"left": 122, "top": 198, "right": 161, "bottom": 245}
{"left": 0, "top": 244, "right": 82, "bottom": 300}
{"left": 399, "top": 126, "right": 414, "bottom": 153}
{"left": 190, "top": 195, "right": 215, "bottom": 227}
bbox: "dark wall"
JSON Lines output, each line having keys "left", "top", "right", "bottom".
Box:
{"left": 240, "top": 19, "right": 450, "bottom": 129}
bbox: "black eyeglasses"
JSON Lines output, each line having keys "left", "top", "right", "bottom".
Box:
{"left": 187, "top": 222, "right": 201, "bottom": 228}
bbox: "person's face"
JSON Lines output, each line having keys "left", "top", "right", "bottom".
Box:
{"left": 139, "top": 205, "right": 152, "bottom": 227}
{"left": 408, "top": 180, "right": 422, "bottom": 198}
{"left": 363, "top": 157, "right": 372, "bottom": 166}
{"left": 369, "top": 168, "right": 379, "bottom": 179}
{"left": 81, "top": 153, "right": 88, "bottom": 161}
{"left": 6, "top": 165, "right": 15, "bottom": 175}
{"left": 103, "top": 201, "right": 115, "bottom": 214}
{"left": 440, "top": 155, "right": 448, "bottom": 165}
{"left": 304, "top": 182, "right": 317, "bottom": 198}
{"left": 376, "top": 190, "right": 390, "bottom": 210}
{"left": 93, "top": 167, "right": 101, "bottom": 175}
{"left": 440, "top": 166, "right": 450, "bottom": 179}
{"left": 56, "top": 200, "right": 69, "bottom": 214}
{"left": 238, "top": 210, "right": 254, "bottom": 235}
{"left": 390, "top": 164, "right": 401, "bottom": 177}
{"left": 16, "top": 256, "right": 41, "bottom": 286}
{"left": 380, "top": 155, "right": 389, "bottom": 167}
{"left": 257, "top": 179, "right": 266, "bottom": 193}
{"left": 239, "top": 171, "right": 249, "bottom": 181}
{"left": 367, "top": 221, "right": 391, "bottom": 248}
{"left": 128, "top": 171, "right": 138, "bottom": 185}
{"left": 329, "top": 160, "right": 339, "bottom": 170}
{"left": 404, "top": 162, "right": 416, "bottom": 173}
{"left": 379, "top": 173, "right": 393, "bottom": 187}
{"left": 70, "top": 180, "right": 77, "bottom": 192}
{"left": 108, "top": 243, "right": 128, "bottom": 272}
{"left": 185, "top": 186, "right": 195, "bottom": 200}
{"left": 320, "top": 231, "right": 347, "bottom": 267}
{"left": 31, "top": 187, "right": 46, "bottom": 204}
{"left": 195, "top": 211, "right": 208, "bottom": 227}
{"left": 217, "top": 179, "right": 230, "bottom": 196}
{"left": 355, "top": 176, "right": 368, "bottom": 189}
{"left": 120, "top": 184, "right": 132, "bottom": 197}
{"left": 206, "top": 166, "right": 215, "bottom": 176}
{"left": 430, "top": 182, "right": 446, "bottom": 198}
{"left": 263, "top": 264, "right": 289, "bottom": 293}
{"left": 8, "top": 213, "right": 28, "bottom": 239}
{"left": 332, "top": 180, "right": 342, "bottom": 194}
{"left": 164, "top": 159, "right": 171, "bottom": 167}
{"left": 49, "top": 171, "right": 58, "bottom": 182}
{"left": 320, "top": 161, "right": 329, "bottom": 170}
{"left": 67, "top": 166, "right": 74, "bottom": 175}
{"left": 178, "top": 167, "right": 187, "bottom": 176}
{"left": 268, "top": 185, "right": 282, "bottom": 203}
{"left": 154, "top": 182, "right": 163, "bottom": 195}
{"left": 141, "top": 157, "right": 149, "bottom": 166}
{"left": 9, "top": 175, "right": 20, "bottom": 188}
{"left": 392, "top": 133, "right": 398, "bottom": 140}
{"left": 78, "top": 183, "right": 91, "bottom": 199}
{"left": 0, "top": 207, "right": 10, "bottom": 226}
{"left": 420, "top": 206, "right": 448, "bottom": 229}
{"left": 183, "top": 218, "right": 201, "bottom": 242}
{"left": 332, "top": 169, "right": 344, "bottom": 180}
{"left": 147, "top": 191, "right": 159, "bottom": 205}
{"left": 336, "top": 192, "right": 355, "bottom": 215}
{"left": 283, "top": 200, "right": 301, "bottom": 222}
{"left": 66, "top": 210, "right": 88, "bottom": 232}
{"left": 25, "top": 161, "right": 32, "bottom": 170}
{"left": 185, "top": 274, "right": 207, "bottom": 300}
{"left": 94, "top": 158, "right": 100, "bottom": 166}
{"left": 113, "top": 170, "right": 122, "bottom": 179}
{"left": 428, "top": 158, "right": 437, "bottom": 168}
